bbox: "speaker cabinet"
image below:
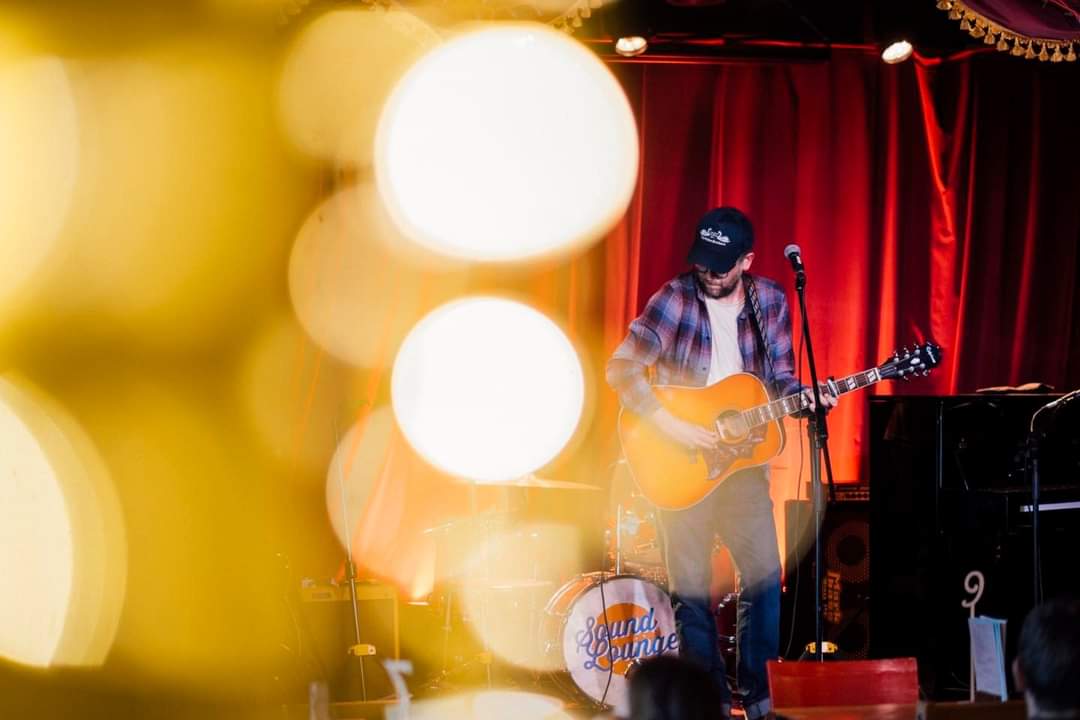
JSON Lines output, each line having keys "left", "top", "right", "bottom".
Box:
{"left": 781, "top": 497, "right": 870, "bottom": 659}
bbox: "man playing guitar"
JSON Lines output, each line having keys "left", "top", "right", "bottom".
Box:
{"left": 606, "top": 206, "right": 836, "bottom": 719}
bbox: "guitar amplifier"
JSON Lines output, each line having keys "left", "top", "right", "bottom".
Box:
{"left": 781, "top": 496, "right": 871, "bottom": 659}
{"left": 297, "top": 581, "right": 400, "bottom": 703}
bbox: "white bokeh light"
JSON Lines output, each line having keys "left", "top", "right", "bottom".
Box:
{"left": 0, "top": 377, "right": 125, "bottom": 668}
{"left": 376, "top": 23, "right": 639, "bottom": 262}
{"left": 391, "top": 298, "right": 584, "bottom": 482}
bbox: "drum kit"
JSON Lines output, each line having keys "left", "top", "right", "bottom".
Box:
{"left": 416, "top": 465, "right": 739, "bottom": 713}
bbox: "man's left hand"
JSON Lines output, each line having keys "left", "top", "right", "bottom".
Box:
{"left": 803, "top": 385, "right": 838, "bottom": 413}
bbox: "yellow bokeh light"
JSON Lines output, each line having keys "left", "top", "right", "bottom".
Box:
{"left": 0, "top": 376, "right": 125, "bottom": 669}
{"left": 376, "top": 22, "right": 639, "bottom": 262}
{"left": 408, "top": 689, "right": 567, "bottom": 720}
{"left": 241, "top": 314, "right": 357, "bottom": 472}
{"left": 5, "top": 38, "right": 314, "bottom": 352}
{"left": 53, "top": 374, "right": 292, "bottom": 693}
{"left": 457, "top": 523, "right": 583, "bottom": 671}
{"left": 324, "top": 405, "right": 395, "bottom": 553}
{"left": 391, "top": 297, "right": 584, "bottom": 482}
{"left": 288, "top": 183, "right": 467, "bottom": 368}
{"left": 277, "top": 6, "right": 441, "bottom": 166}
{"left": 0, "top": 56, "right": 79, "bottom": 312}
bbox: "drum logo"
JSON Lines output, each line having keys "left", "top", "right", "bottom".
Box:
{"left": 573, "top": 602, "right": 678, "bottom": 675}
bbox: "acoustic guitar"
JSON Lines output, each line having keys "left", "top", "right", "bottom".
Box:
{"left": 618, "top": 342, "right": 941, "bottom": 510}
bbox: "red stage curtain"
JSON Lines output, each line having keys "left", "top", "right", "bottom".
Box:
{"left": 603, "top": 50, "right": 1080, "bottom": 486}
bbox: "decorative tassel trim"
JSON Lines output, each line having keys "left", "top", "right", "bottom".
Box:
{"left": 936, "top": 0, "right": 1080, "bottom": 61}
{"left": 552, "top": 0, "right": 605, "bottom": 35}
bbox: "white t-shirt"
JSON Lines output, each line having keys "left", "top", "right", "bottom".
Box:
{"left": 704, "top": 297, "right": 744, "bottom": 385}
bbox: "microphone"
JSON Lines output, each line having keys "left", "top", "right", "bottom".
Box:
{"left": 784, "top": 244, "right": 805, "bottom": 274}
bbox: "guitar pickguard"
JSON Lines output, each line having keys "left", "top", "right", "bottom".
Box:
{"left": 701, "top": 425, "right": 769, "bottom": 480}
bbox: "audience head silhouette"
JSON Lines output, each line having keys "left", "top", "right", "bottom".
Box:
{"left": 1013, "top": 595, "right": 1080, "bottom": 719}
{"left": 627, "top": 655, "right": 725, "bottom": 720}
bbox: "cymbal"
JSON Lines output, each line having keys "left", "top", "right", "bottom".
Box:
{"left": 489, "top": 474, "right": 601, "bottom": 491}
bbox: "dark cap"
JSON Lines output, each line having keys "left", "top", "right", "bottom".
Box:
{"left": 687, "top": 207, "right": 754, "bottom": 274}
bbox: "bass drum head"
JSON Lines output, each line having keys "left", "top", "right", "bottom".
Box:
{"left": 557, "top": 575, "right": 678, "bottom": 713}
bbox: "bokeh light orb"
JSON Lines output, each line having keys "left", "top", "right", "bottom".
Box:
{"left": 391, "top": 297, "right": 584, "bottom": 481}
{"left": 288, "top": 184, "right": 468, "bottom": 368}
{"left": 277, "top": 7, "right": 440, "bottom": 166}
{"left": 324, "top": 406, "right": 395, "bottom": 553}
{"left": 0, "top": 377, "right": 125, "bottom": 668}
{"left": 376, "top": 23, "right": 639, "bottom": 262}
{"left": 0, "top": 57, "right": 78, "bottom": 311}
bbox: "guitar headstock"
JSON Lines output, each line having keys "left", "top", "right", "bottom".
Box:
{"left": 879, "top": 342, "right": 942, "bottom": 381}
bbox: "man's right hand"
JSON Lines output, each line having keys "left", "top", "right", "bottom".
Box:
{"left": 650, "top": 407, "right": 719, "bottom": 450}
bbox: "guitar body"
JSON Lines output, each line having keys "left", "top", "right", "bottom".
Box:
{"left": 618, "top": 373, "right": 786, "bottom": 511}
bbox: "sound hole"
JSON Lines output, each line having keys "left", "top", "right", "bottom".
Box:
{"left": 715, "top": 411, "right": 749, "bottom": 443}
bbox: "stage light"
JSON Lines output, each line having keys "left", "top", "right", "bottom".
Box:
{"left": 288, "top": 184, "right": 468, "bottom": 368}
{"left": 0, "top": 57, "right": 78, "bottom": 314}
{"left": 0, "top": 377, "right": 125, "bottom": 668}
{"left": 277, "top": 7, "right": 440, "bottom": 166}
{"left": 615, "top": 35, "right": 648, "bottom": 57}
{"left": 391, "top": 297, "right": 584, "bottom": 482}
{"left": 882, "top": 40, "right": 914, "bottom": 64}
{"left": 376, "top": 23, "right": 638, "bottom": 263}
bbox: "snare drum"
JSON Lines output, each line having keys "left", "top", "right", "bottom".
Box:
{"left": 541, "top": 573, "right": 679, "bottom": 713}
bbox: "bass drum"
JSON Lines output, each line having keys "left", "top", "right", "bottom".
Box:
{"left": 541, "top": 573, "right": 679, "bottom": 714}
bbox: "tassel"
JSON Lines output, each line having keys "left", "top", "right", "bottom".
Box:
{"left": 984, "top": 30, "right": 996, "bottom": 45}
{"left": 571, "top": 13, "right": 582, "bottom": 27}
{"left": 1024, "top": 42, "right": 1036, "bottom": 59}
{"left": 1051, "top": 44, "right": 1064, "bottom": 62}
{"left": 997, "top": 36, "right": 1009, "bottom": 52}
{"left": 1038, "top": 43, "right": 1049, "bottom": 61}
{"left": 960, "top": 17, "right": 972, "bottom": 31}
{"left": 970, "top": 20, "right": 986, "bottom": 38}
{"left": 1011, "top": 38, "right": 1025, "bottom": 56}
{"left": 580, "top": 4, "right": 591, "bottom": 18}
{"left": 1067, "top": 44, "right": 1077, "bottom": 61}
{"left": 936, "top": 0, "right": 952, "bottom": 9}
{"left": 949, "top": 7, "right": 962, "bottom": 19}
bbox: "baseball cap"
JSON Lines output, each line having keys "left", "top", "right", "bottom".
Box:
{"left": 686, "top": 206, "right": 754, "bottom": 274}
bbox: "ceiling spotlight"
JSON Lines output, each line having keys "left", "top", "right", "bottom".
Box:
{"left": 615, "top": 35, "right": 648, "bottom": 57}
{"left": 882, "top": 39, "right": 914, "bottom": 64}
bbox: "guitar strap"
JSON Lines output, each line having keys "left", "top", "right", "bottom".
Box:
{"left": 744, "top": 274, "right": 780, "bottom": 398}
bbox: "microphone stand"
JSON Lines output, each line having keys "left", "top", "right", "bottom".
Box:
{"left": 792, "top": 263, "right": 837, "bottom": 662}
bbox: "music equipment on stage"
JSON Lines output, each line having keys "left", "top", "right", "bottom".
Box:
{"left": 298, "top": 579, "right": 400, "bottom": 703}
{"left": 868, "top": 393, "right": 1080, "bottom": 699}
{"left": 619, "top": 343, "right": 941, "bottom": 510}
{"left": 539, "top": 573, "right": 678, "bottom": 714}
{"left": 781, "top": 496, "right": 870, "bottom": 659}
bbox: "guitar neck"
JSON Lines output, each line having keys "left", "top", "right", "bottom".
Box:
{"left": 742, "top": 366, "right": 886, "bottom": 429}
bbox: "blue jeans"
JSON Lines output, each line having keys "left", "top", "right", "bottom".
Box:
{"left": 658, "top": 468, "right": 781, "bottom": 720}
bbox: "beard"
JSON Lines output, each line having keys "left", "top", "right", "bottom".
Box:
{"left": 697, "top": 272, "right": 741, "bottom": 299}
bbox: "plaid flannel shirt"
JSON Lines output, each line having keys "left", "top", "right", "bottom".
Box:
{"left": 606, "top": 272, "right": 803, "bottom": 416}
